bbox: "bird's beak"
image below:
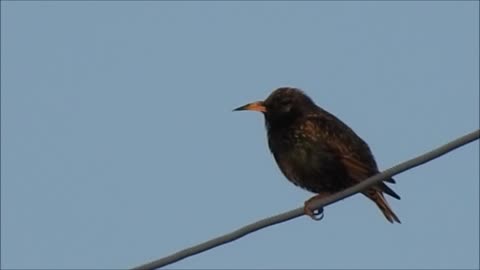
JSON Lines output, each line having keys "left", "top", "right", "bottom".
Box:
{"left": 233, "top": 101, "right": 267, "bottom": 112}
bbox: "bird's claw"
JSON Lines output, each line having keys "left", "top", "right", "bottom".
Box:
{"left": 304, "top": 204, "right": 324, "bottom": 221}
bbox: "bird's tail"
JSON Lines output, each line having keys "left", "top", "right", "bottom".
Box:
{"left": 363, "top": 189, "right": 401, "bottom": 224}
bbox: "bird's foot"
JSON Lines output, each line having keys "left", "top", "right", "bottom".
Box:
{"left": 304, "top": 194, "right": 327, "bottom": 221}
{"left": 304, "top": 204, "right": 324, "bottom": 220}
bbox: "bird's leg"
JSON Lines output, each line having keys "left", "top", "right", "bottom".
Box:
{"left": 304, "top": 193, "right": 329, "bottom": 221}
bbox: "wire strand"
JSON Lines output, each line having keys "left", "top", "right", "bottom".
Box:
{"left": 131, "top": 129, "right": 480, "bottom": 270}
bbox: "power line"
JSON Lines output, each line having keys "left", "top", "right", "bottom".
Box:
{"left": 132, "top": 129, "right": 480, "bottom": 270}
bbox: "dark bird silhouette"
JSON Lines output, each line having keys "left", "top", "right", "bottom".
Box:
{"left": 233, "top": 87, "right": 401, "bottom": 223}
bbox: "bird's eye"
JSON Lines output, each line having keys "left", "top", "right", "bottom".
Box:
{"left": 280, "top": 99, "right": 291, "bottom": 106}
{"left": 279, "top": 99, "right": 293, "bottom": 112}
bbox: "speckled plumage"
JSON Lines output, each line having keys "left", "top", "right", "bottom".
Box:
{"left": 234, "top": 87, "right": 401, "bottom": 223}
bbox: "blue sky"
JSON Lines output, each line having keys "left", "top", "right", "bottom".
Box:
{"left": 2, "top": 2, "right": 479, "bottom": 269}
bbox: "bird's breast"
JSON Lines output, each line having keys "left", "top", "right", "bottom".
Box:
{"left": 267, "top": 124, "right": 349, "bottom": 193}
{"left": 268, "top": 130, "right": 319, "bottom": 189}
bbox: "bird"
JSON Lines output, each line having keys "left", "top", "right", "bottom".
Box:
{"left": 233, "top": 87, "right": 401, "bottom": 223}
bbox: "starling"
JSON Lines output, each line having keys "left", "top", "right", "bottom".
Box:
{"left": 233, "top": 87, "right": 401, "bottom": 223}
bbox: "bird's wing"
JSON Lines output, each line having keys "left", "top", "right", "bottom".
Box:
{"left": 306, "top": 113, "right": 378, "bottom": 178}
{"left": 341, "top": 154, "right": 373, "bottom": 180}
{"left": 307, "top": 113, "right": 399, "bottom": 199}
{"left": 340, "top": 153, "right": 400, "bottom": 200}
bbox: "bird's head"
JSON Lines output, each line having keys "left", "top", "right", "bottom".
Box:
{"left": 233, "top": 87, "right": 317, "bottom": 125}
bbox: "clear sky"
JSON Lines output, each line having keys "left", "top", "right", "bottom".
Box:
{"left": 1, "top": 2, "right": 479, "bottom": 269}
